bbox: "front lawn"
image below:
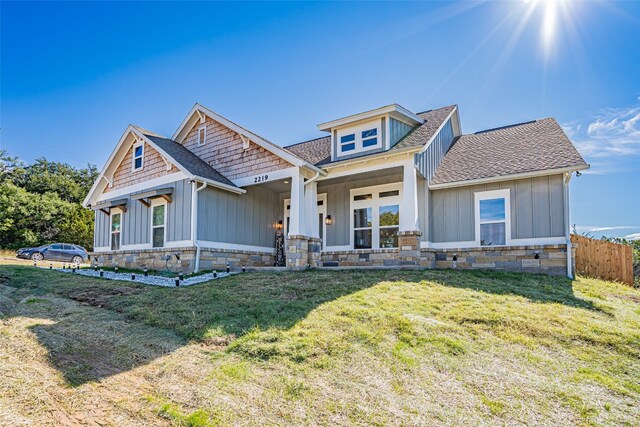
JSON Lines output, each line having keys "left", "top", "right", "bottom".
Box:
{"left": 0, "top": 265, "right": 638, "bottom": 426}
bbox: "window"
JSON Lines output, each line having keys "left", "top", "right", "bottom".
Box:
{"left": 353, "top": 207, "right": 373, "bottom": 249}
{"left": 362, "top": 128, "right": 378, "bottom": 147}
{"left": 110, "top": 211, "right": 121, "bottom": 250}
{"left": 152, "top": 202, "right": 166, "bottom": 248}
{"left": 197, "top": 124, "right": 207, "bottom": 146}
{"left": 379, "top": 205, "right": 399, "bottom": 248}
{"left": 350, "top": 183, "right": 402, "bottom": 249}
{"left": 132, "top": 142, "right": 144, "bottom": 171}
{"left": 475, "top": 189, "right": 510, "bottom": 246}
{"left": 337, "top": 119, "right": 382, "bottom": 155}
{"left": 340, "top": 134, "right": 356, "bottom": 152}
{"left": 51, "top": 244, "right": 62, "bottom": 250}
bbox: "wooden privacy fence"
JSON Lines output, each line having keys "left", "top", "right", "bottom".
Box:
{"left": 571, "top": 235, "right": 634, "bottom": 286}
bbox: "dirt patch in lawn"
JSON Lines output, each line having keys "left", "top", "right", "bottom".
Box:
{"left": 65, "top": 285, "right": 142, "bottom": 307}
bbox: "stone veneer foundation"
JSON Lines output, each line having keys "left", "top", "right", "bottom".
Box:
{"left": 90, "top": 246, "right": 274, "bottom": 273}
{"left": 321, "top": 243, "right": 577, "bottom": 276}
{"left": 90, "top": 242, "right": 576, "bottom": 277}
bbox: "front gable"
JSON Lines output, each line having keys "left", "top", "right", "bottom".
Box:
{"left": 181, "top": 116, "right": 293, "bottom": 181}
{"left": 105, "top": 138, "right": 178, "bottom": 193}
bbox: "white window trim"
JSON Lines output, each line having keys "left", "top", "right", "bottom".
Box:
{"left": 110, "top": 208, "right": 123, "bottom": 250}
{"left": 132, "top": 141, "right": 144, "bottom": 172}
{"left": 350, "top": 182, "right": 402, "bottom": 250}
{"left": 197, "top": 124, "right": 207, "bottom": 147}
{"left": 151, "top": 198, "right": 167, "bottom": 248}
{"left": 474, "top": 189, "right": 511, "bottom": 247}
{"left": 336, "top": 119, "right": 382, "bottom": 156}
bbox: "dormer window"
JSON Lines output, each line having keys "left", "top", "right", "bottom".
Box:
{"left": 362, "top": 128, "right": 378, "bottom": 147}
{"left": 340, "top": 134, "right": 356, "bottom": 152}
{"left": 337, "top": 120, "right": 382, "bottom": 155}
{"left": 318, "top": 104, "right": 425, "bottom": 161}
{"left": 132, "top": 142, "right": 144, "bottom": 171}
{"left": 197, "top": 124, "right": 207, "bottom": 146}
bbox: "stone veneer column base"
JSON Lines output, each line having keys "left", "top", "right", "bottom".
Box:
{"left": 397, "top": 231, "right": 422, "bottom": 266}
{"left": 307, "top": 237, "right": 322, "bottom": 268}
{"left": 286, "top": 235, "right": 310, "bottom": 270}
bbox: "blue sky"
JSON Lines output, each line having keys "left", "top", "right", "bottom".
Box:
{"left": 2, "top": 1, "right": 639, "bottom": 239}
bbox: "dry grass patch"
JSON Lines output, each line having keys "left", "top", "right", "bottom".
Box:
{"left": 0, "top": 265, "right": 639, "bottom": 426}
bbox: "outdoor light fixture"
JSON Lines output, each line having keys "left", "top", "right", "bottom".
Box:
{"left": 535, "top": 253, "right": 540, "bottom": 259}
{"left": 175, "top": 253, "right": 181, "bottom": 261}
{"left": 576, "top": 171, "right": 582, "bottom": 177}
{"left": 276, "top": 220, "right": 284, "bottom": 230}
{"left": 325, "top": 215, "right": 333, "bottom": 226}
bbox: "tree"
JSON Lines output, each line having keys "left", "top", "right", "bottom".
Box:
{"left": 0, "top": 150, "right": 97, "bottom": 250}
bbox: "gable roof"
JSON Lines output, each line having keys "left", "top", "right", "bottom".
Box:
{"left": 171, "top": 103, "right": 325, "bottom": 175}
{"left": 142, "top": 133, "right": 236, "bottom": 188}
{"left": 283, "top": 105, "right": 457, "bottom": 166}
{"left": 430, "top": 118, "right": 589, "bottom": 187}
{"left": 391, "top": 105, "right": 457, "bottom": 151}
{"left": 82, "top": 125, "right": 244, "bottom": 207}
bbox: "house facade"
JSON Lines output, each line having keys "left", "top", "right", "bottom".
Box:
{"left": 83, "top": 103, "right": 589, "bottom": 277}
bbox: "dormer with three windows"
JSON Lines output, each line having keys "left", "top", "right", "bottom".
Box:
{"left": 317, "top": 104, "right": 425, "bottom": 162}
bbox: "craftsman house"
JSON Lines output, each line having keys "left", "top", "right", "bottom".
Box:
{"left": 83, "top": 102, "right": 588, "bottom": 276}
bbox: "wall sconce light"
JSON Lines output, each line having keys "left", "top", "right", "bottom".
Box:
{"left": 276, "top": 220, "right": 284, "bottom": 230}
{"left": 325, "top": 215, "right": 333, "bottom": 226}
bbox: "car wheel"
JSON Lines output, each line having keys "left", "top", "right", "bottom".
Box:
{"left": 31, "top": 252, "right": 43, "bottom": 261}
{"left": 72, "top": 255, "right": 83, "bottom": 265}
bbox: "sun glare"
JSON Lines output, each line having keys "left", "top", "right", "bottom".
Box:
{"left": 519, "top": 0, "right": 576, "bottom": 60}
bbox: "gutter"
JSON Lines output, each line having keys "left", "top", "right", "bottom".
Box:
{"left": 429, "top": 164, "right": 590, "bottom": 190}
{"left": 192, "top": 181, "right": 208, "bottom": 273}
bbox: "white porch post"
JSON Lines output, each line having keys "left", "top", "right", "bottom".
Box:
{"left": 288, "top": 172, "right": 306, "bottom": 236}
{"left": 400, "top": 162, "right": 419, "bottom": 231}
{"left": 305, "top": 181, "right": 318, "bottom": 238}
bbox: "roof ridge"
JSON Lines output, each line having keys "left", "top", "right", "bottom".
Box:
{"left": 471, "top": 117, "right": 555, "bottom": 135}
{"left": 415, "top": 104, "right": 457, "bottom": 116}
{"left": 132, "top": 125, "right": 166, "bottom": 138}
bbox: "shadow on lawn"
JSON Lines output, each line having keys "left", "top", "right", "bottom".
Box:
{"left": 0, "top": 266, "right": 601, "bottom": 386}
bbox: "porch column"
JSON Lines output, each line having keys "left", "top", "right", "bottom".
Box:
{"left": 305, "top": 181, "right": 319, "bottom": 238}
{"left": 400, "top": 162, "right": 419, "bottom": 232}
{"left": 288, "top": 172, "right": 306, "bottom": 237}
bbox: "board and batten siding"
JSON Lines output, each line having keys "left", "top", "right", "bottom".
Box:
{"left": 414, "top": 118, "right": 455, "bottom": 183}
{"left": 197, "top": 185, "right": 280, "bottom": 248}
{"left": 389, "top": 118, "right": 414, "bottom": 147}
{"left": 94, "top": 179, "right": 192, "bottom": 248}
{"left": 94, "top": 209, "right": 110, "bottom": 248}
{"left": 317, "top": 172, "right": 403, "bottom": 247}
{"left": 428, "top": 175, "right": 565, "bottom": 243}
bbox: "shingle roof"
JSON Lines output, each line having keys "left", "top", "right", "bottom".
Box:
{"left": 285, "top": 136, "right": 332, "bottom": 166}
{"left": 283, "top": 105, "right": 456, "bottom": 166}
{"left": 430, "top": 118, "right": 588, "bottom": 185}
{"left": 391, "top": 105, "right": 457, "bottom": 151}
{"left": 142, "top": 133, "right": 237, "bottom": 188}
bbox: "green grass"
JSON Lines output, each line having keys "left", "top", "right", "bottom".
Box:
{"left": 1, "top": 264, "right": 639, "bottom": 426}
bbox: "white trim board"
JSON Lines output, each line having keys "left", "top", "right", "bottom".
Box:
{"left": 318, "top": 104, "right": 424, "bottom": 132}
{"left": 233, "top": 166, "right": 298, "bottom": 187}
{"left": 429, "top": 165, "right": 590, "bottom": 190}
{"left": 196, "top": 240, "right": 276, "bottom": 254}
{"left": 95, "top": 172, "right": 188, "bottom": 203}
{"left": 420, "top": 236, "right": 566, "bottom": 250}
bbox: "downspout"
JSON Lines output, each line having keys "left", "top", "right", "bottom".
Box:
{"left": 191, "top": 180, "right": 207, "bottom": 273}
{"left": 563, "top": 172, "right": 573, "bottom": 279}
{"left": 303, "top": 171, "right": 321, "bottom": 187}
